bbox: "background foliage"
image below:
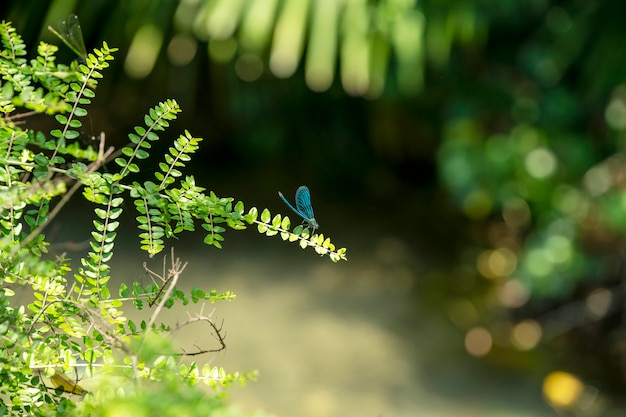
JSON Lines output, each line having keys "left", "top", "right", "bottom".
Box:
{"left": 2, "top": 0, "right": 626, "bottom": 415}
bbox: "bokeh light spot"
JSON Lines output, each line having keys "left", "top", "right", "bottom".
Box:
{"left": 584, "top": 165, "right": 612, "bottom": 196}
{"left": 125, "top": 24, "right": 163, "bottom": 79}
{"left": 497, "top": 279, "right": 529, "bottom": 308}
{"left": 525, "top": 248, "right": 553, "bottom": 277}
{"left": 511, "top": 319, "right": 542, "bottom": 350}
{"left": 552, "top": 185, "right": 588, "bottom": 218}
{"left": 586, "top": 288, "right": 612, "bottom": 318}
{"left": 208, "top": 38, "right": 238, "bottom": 63}
{"left": 543, "top": 371, "right": 584, "bottom": 409}
{"left": 462, "top": 189, "right": 492, "bottom": 220}
{"left": 605, "top": 97, "right": 626, "bottom": 130}
{"left": 545, "top": 235, "right": 572, "bottom": 264}
{"left": 235, "top": 54, "right": 264, "bottom": 81}
{"left": 477, "top": 248, "right": 517, "bottom": 279}
{"left": 465, "top": 327, "right": 492, "bottom": 357}
{"left": 525, "top": 147, "right": 557, "bottom": 179}
{"left": 167, "top": 34, "right": 197, "bottom": 66}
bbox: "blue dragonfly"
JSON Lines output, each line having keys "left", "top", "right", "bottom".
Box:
{"left": 48, "top": 14, "right": 87, "bottom": 61}
{"left": 278, "top": 186, "right": 319, "bottom": 234}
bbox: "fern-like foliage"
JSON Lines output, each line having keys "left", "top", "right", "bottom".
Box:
{"left": 105, "top": 98, "right": 347, "bottom": 259}
{"left": 0, "top": 18, "right": 346, "bottom": 417}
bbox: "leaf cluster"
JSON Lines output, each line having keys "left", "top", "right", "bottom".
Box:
{"left": 0, "top": 18, "right": 344, "bottom": 417}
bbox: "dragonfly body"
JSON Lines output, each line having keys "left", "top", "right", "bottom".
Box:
{"left": 278, "top": 186, "right": 319, "bottom": 233}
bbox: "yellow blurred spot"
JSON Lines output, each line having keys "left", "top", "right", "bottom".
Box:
{"left": 305, "top": 61, "right": 333, "bottom": 93}
{"left": 204, "top": 0, "right": 245, "bottom": 40}
{"left": 543, "top": 371, "right": 583, "bottom": 409}
{"left": 305, "top": 0, "right": 339, "bottom": 92}
{"left": 462, "top": 189, "right": 492, "bottom": 220}
{"left": 586, "top": 288, "right": 612, "bottom": 318}
{"left": 465, "top": 327, "right": 492, "bottom": 357}
{"left": 340, "top": 3, "right": 370, "bottom": 96}
{"left": 525, "top": 147, "right": 557, "bottom": 179}
{"left": 511, "top": 319, "right": 542, "bottom": 350}
{"left": 340, "top": 34, "right": 370, "bottom": 96}
{"left": 235, "top": 54, "right": 264, "bottom": 82}
{"left": 270, "top": 0, "right": 310, "bottom": 78}
{"left": 125, "top": 24, "right": 163, "bottom": 79}
{"left": 477, "top": 248, "right": 517, "bottom": 279}
{"left": 167, "top": 34, "right": 197, "bottom": 66}
{"left": 239, "top": 0, "right": 279, "bottom": 52}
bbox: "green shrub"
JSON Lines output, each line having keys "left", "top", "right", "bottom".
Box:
{"left": 0, "top": 18, "right": 346, "bottom": 417}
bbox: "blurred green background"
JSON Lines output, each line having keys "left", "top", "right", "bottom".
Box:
{"left": 5, "top": 0, "right": 626, "bottom": 415}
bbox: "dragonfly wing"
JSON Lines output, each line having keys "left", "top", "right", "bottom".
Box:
{"left": 279, "top": 191, "right": 306, "bottom": 220}
{"left": 67, "top": 14, "right": 87, "bottom": 57}
{"left": 49, "top": 14, "right": 86, "bottom": 58}
{"left": 295, "top": 186, "right": 315, "bottom": 219}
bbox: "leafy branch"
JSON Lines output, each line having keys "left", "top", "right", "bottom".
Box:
{"left": 0, "top": 17, "right": 346, "bottom": 417}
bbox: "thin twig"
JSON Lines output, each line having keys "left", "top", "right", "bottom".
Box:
{"left": 147, "top": 248, "right": 188, "bottom": 330}
{"left": 169, "top": 310, "right": 227, "bottom": 355}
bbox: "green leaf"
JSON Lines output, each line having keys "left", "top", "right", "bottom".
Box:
{"left": 132, "top": 281, "right": 143, "bottom": 297}
{"left": 64, "top": 130, "right": 79, "bottom": 139}
{"left": 244, "top": 207, "right": 258, "bottom": 224}
{"left": 261, "top": 208, "right": 271, "bottom": 223}
{"left": 272, "top": 214, "right": 282, "bottom": 228}
{"left": 33, "top": 154, "right": 48, "bottom": 166}
{"left": 101, "top": 286, "right": 110, "bottom": 299}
